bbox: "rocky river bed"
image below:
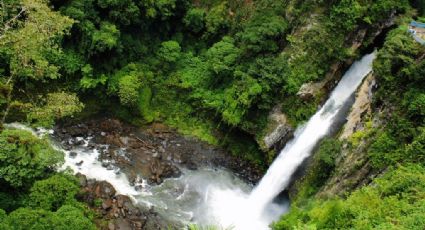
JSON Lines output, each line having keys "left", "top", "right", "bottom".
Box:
{"left": 52, "top": 118, "right": 263, "bottom": 229}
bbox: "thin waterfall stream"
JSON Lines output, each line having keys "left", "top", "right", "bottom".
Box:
{"left": 4, "top": 53, "right": 376, "bottom": 229}
{"left": 208, "top": 52, "right": 376, "bottom": 229}
{"left": 250, "top": 52, "right": 376, "bottom": 214}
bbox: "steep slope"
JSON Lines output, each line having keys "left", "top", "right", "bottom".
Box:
{"left": 275, "top": 24, "right": 425, "bottom": 229}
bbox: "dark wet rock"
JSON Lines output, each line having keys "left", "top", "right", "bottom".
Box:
{"left": 69, "top": 151, "right": 78, "bottom": 158}
{"left": 88, "top": 142, "right": 96, "bottom": 149}
{"left": 260, "top": 105, "right": 294, "bottom": 152}
{"left": 186, "top": 161, "right": 197, "bottom": 170}
{"left": 107, "top": 164, "right": 115, "bottom": 171}
{"left": 75, "top": 139, "right": 85, "bottom": 146}
{"left": 77, "top": 178, "right": 167, "bottom": 230}
{"left": 134, "top": 185, "right": 143, "bottom": 191}
{"left": 102, "top": 199, "right": 113, "bottom": 210}
{"left": 76, "top": 160, "right": 84, "bottom": 166}
{"left": 68, "top": 139, "right": 75, "bottom": 146}
{"left": 93, "top": 181, "right": 116, "bottom": 199}
{"left": 76, "top": 173, "right": 87, "bottom": 187}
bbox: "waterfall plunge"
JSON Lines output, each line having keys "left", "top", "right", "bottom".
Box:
{"left": 209, "top": 52, "right": 376, "bottom": 229}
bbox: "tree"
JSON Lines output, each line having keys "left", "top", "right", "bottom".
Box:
{"left": 27, "top": 174, "right": 80, "bottom": 211}
{"left": 90, "top": 21, "right": 120, "bottom": 53}
{"left": 4, "top": 205, "right": 96, "bottom": 230}
{"left": 237, "top": 14, "right": 287, "bottom": 53}
{"left": 0, "top": 129, "right": 63, "bottom": 188}
{"left": 0, "top": 0, "right": 74, "bottom": 80}
{"left": 0, "top": 0, "right": 74, "bottom": 123}
{"left": 206, "top": 36, "right": 240, "bottom": 75}
{"left": 97, "top": 0, "right": 141, "bottom": 25}
{"left": 205, "top": 2, "right": 229, "bottom": 36}
{"left": 0, "top": 209, "right": 10, "bottom": 230}
{"left": 157, "top": 40, "right": 181, "bottom": 63}
{"left": 54, "top": 205, "right": 96, "bottom": 230}
{"left": 118, "top": 74, "right": 142, "bottom": 106}
{"left": 27, "top": 92, "right": 84, "bottom": 127}
{"left": 183, "top": 8, "right": 206, "bottom": 33}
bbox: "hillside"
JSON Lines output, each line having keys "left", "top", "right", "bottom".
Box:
{"left": 0, "top": 0, "right": 424, "bottom": 229}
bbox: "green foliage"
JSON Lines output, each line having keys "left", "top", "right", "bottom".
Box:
{"left": 118, "top": 74, "right": 142, "bottom": 106}
{"left": 106, "top": 63, "right": 154, "bottom": 111}
{"left": 3, "top": 205, "right": 96, "bottom": 230}
{"left": 0, "top": 0, "right": 74, "bottom": 81}
{"left": 315, "top": 139, "right": 341, "bottom": 181}
{"left": 404, "top": 127, "right": 425, "bottom": 165}
{"left": 97, "top": 0, "right": 141, "bottom": 25}
{"left": 368, "top": 131, "right": 399, "bottom": 168}
{"left": 331, "top": 0, "right": 365, "bottom": 30}
{"left": 415, "top": 0, "right": 425, "bottom": 16}
{"left": 237, "top": 14, "right": 287, "bottom": 54}
{"left": 27, "top": 174, "right": 80, "bottom": 211}
{"left": 158, "top": 41, "right": 182, "bottom": 63}
{"left": 0, "top": 129, "right": 63, "bottom": 188}
{"left": 93, "top": 198, "right": 102, "bottom": 207}
{"left": 0, "top": 192, "right": 22, "bottom": 213}
{"left": 281, "top": 96, "right": 319, "bottom": 126}
{"left": 367, "top": 26, "right": 425, "bottom": 170}
{"left": 27, "top": 92, "right": 84, "bottom": 127}
{"left": 406, "top": 92, "right": 425, "bottom": 117}
{"left": 274, "top": 165, "right": 425, "bottom": 230}
{"left": 184, "top": 8, "right": 206, "bottom": 33}
{"left": 204, "top": 2, "right": 229, "bottom": 36}
{"left": 0, "top": 127, "right": 95, "bottom": 228}
{"left": 0, "top": 209, "right": 9, "bottom": 230}
{"left": 331, "top": 0, "right": 409, "bottom": 30}
{"left": 91, "top": 22, "right": 120, "bottom": 53}
{"left": 79, "top": 64, "right": 108, "bottom": 89}
{"left": 292, "top": 138, "right": 342, "bottom": 202}
{"left": 206, "top": 37, "right": 240, "bottom": 75}
{"left": 138, "top": 86, "right": 155, "bottom": 123}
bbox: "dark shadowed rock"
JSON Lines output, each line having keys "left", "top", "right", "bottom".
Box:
{"left": 261, "top": 105, "right": 294, "bottom": 152}
{"left": 69, "top": 151, "right": 78, "bottom": 158}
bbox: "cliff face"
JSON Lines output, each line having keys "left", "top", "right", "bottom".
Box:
{"left": 274, "top": 18, "right": 425, "bottom": 229}
{"left": 318, "top": 73, "right": 378, "bottom": 197}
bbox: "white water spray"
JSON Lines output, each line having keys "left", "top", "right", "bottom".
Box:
{"left": 208, "top": 52, "right": 376, "bottom": 229}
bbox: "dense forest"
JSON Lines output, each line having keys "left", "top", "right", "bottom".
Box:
{"left": 0, "top": 0, "right": 424, "bottom": 229}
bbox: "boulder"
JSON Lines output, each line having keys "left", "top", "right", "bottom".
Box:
{"left": 94, "top": 181, "right": 116, "bottom": 199}
{"left": 297, "top": 82, "right": 323, "bottom": 100}
{"left": 261, "top": 105, "right": 293, "bottom": 151}
{"left": 76, "top": 173, "right": 87, "bottom": 187}
{"left": 69, "top": 151, "right": 78, "bottom": 158}
{"left": 102, "top": 199, "right": 113, "bottom": 210}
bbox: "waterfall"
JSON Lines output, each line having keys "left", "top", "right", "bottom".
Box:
{"left": 250, "top": 52, "right": 376, "bottom": 224}
{"left": 208, "top": 52, "right": 376, "bottom": 229}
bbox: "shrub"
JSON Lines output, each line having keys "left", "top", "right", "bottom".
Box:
{"left": 27, "top": 174, "right": 80, "bottom": 211}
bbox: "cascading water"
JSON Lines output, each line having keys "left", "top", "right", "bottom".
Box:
{"left": 208, "top": 52, "right": 376, "bottom": 229}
